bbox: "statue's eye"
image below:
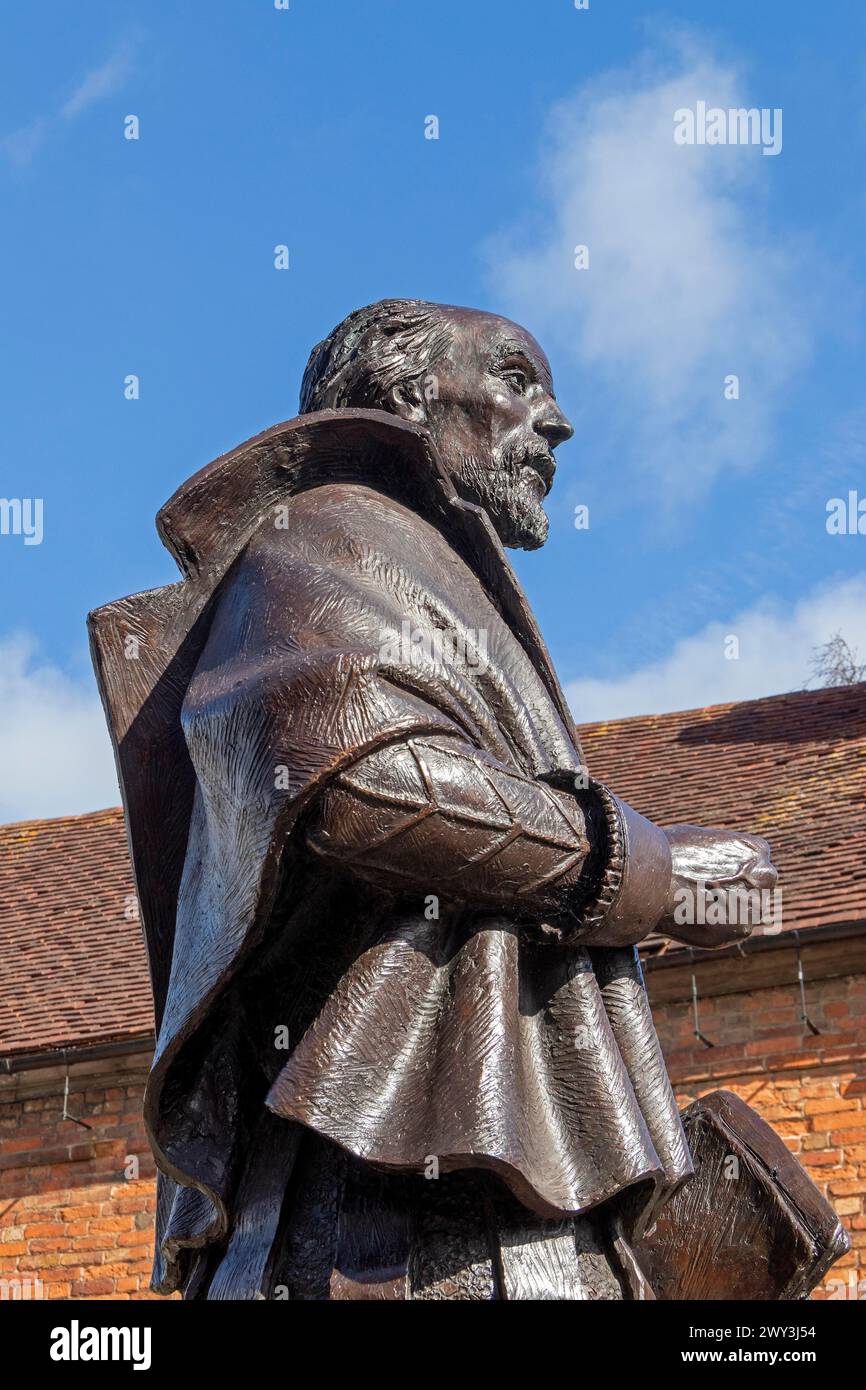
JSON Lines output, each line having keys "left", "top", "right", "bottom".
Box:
{"left": 501, "top": 367, "right": 529, "bottom": 393}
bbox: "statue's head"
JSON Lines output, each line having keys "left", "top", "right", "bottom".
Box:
{"left": 300, "top": 299, "right": 573, "bottom": 550}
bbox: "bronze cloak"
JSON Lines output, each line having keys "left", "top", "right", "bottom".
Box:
{"left": 89, "top": 410, "right": 692, "bottom": 1295}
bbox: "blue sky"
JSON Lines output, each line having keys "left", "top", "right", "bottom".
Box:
{"left": 2, "top": 0, "right": 865, "bottom": 819}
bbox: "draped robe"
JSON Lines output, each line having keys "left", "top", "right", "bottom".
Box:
{"left": 89, "top": 409, "right": 692, "bottom": 1297}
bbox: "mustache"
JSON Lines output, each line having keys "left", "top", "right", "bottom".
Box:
{"left": 461, "top": 445, "right": 556, "bottom": 497}
{"left": 501, "top": 444, "right": 556, "bottom": 496}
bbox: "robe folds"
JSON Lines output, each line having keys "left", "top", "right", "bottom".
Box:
{"left": 89, "top": 409, "right": 692, "bottom": 1296}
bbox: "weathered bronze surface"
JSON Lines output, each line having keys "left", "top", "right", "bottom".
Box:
{"left": 89, "top": 300, "right": 847, "bottom": 1299}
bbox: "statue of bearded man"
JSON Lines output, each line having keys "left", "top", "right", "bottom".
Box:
{"left": 90, "top": 299, "right": 778, "bottom": 1300}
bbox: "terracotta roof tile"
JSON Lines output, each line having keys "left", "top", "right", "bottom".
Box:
{"left": 580, "top": 682, "right": 866, "bottom": 938}
{"left": 0, "top": 808, "right": 151, "bottom": 1057}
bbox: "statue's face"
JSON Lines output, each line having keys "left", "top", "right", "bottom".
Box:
{"left": 412, "top": 308, "right": 573, "bottom": 550}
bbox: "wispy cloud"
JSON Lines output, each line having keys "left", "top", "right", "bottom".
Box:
{"left": 2, "top": 38, "right": 136, "bottom": 167}
{"left": 0, "top": 636, "right": 119, "bottom": 822}
{"left": 2, "top": 119, "right": 48, "bottom": 166}
{"left": 567, "top": 574, "right": 866, "bottom": 721}
{"left": 61, "top": 41, "right": 134, "bottom": 119}
{"left": 485, "top": 32, "right": 814, "bottom": 506}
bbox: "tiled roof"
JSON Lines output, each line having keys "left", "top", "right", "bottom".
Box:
{"left": 1, "top": 684, "right": 864, "bottom": 1056}
{"left": 0, "top": 808, "right": 151, "bottom": 1057}
{"left": 581, "top": 682, "right": 866, "bottom": 937}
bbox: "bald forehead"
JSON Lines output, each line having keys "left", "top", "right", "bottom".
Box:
{"left": 438, "top": 307, "right": 553, "bottom": 391}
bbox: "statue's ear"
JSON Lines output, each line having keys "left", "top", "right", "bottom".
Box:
{"left": 386, "top": 378, "right": 428, "bottom": 424}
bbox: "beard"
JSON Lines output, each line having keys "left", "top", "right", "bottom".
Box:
{"left": 452, "top": 446, "right": 551, "bottom": 550}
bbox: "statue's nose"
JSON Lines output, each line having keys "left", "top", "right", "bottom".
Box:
{"left": 536, "top": 401, "right": 574, "bottom": 448}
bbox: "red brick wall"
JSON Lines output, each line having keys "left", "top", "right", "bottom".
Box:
{"left": 0, "top": 1051, "right": 168, "bottom": 1301}
{"left": 650, "top": 968, "right": 866, "bottom": 1299}
{"left": 2, "top": 974, "right": 864, "bottom": 1302}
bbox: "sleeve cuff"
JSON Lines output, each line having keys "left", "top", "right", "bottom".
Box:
{"left": 571, "top": 780, "right": 672, "bottom": 947}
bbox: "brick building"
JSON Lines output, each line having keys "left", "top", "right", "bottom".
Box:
{"left": 2, "top": 682, "right": 865, "bottom": 1301}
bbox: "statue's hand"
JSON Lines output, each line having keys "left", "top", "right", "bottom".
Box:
{"left": 656, "top": 824, "right": 779, "bottom": 948}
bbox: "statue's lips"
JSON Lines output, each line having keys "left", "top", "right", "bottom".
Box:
{"left": 521, "top": 451, "right": 556, "bottom": 497}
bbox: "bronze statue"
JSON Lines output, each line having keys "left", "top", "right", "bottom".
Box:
{"left": 90, "top": 300, "right": 846, "bottom": 1299}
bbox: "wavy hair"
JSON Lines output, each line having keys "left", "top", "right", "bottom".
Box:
{"left": 299, "top": 299, "right": 454, "bottom": 413}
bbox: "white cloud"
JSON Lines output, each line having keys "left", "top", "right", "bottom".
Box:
{"left": 485, "top": 34, "right": 811, "bottom": 504}
{"left": 2, "top": 119, "right": 48, "bottom": 167}
{"left": 2, "top": 39, "right": 135, "bottom": 167}
{"left": 61, "top": 42, "right": 134, "bottom": 119}
{"left": 568, "top": 574, "right": 866, "bottom": 721}
{"left": 0, "top": 636, "right": 120, "bottom": 823}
